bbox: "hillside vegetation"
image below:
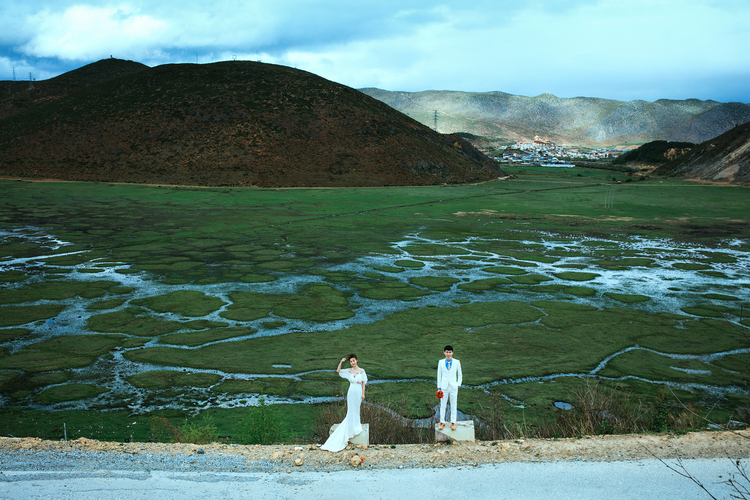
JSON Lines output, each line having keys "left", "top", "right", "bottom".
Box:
{"left": 655, "top": 121, "right": 750, "bottom": 184}
{"left": 360, "top": 88, "right": 750, "bottom": 147}
{"left": 0, "top": 59, "right": 149, "bottom": 120}
{"left": 0, "top": 59, "right": 502, "bottom": 187}
{"left": 612, "top": 140, "right": 695, "bottom": 166}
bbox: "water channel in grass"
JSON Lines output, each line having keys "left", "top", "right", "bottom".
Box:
{"left": 1, "top": 225, "right": 748, "bottom": 417}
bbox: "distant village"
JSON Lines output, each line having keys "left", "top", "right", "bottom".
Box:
{"left": 494, "top": 136, "right": 626, "bottom": 167}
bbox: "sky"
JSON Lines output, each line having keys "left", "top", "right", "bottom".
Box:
{"left": 1, "top": 0, "right": 749, "bottom": 103}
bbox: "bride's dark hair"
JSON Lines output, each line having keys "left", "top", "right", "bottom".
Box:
{"left": 347, "top": 353, "right": 358, "bottom": 361}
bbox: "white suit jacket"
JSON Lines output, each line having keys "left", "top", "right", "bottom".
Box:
{"left": 437, "top": 358, "right": 462, "bottom": 390}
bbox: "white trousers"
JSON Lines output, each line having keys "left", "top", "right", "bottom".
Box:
{"left": 439, "top": 386, "right": 458, "bottom": 423}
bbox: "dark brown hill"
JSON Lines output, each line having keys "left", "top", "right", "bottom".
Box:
{"left": 0, "top": 59, "right": 148, "bottom": 120}
{"left": 0, "top": 59, "right": 502, "bottom": 187}
{"left": 654, "top": 121, "right": 750, "bottom": 184}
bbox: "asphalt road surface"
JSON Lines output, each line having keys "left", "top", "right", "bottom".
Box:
{"left": 1, "top": 458, "right": 744, "bottom": 500}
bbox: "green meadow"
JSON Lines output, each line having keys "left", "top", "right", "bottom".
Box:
{"left": 0, "top": 174, "right": 748, "bottom": 442}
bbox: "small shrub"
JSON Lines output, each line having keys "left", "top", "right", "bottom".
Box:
{"left": 150, "top": 416, "right": 180, "bottom": 442}
{"left": 650, "top": 386, "right": 671, "bottom": 433}
{"left": 179, "top": 414, "right": 218, "bottom": 444}
{"left": 150, "top": 414, "right": 217, "bottom": 444}
{"left": 235, "top": 396, "right": 285, "bottom": 445}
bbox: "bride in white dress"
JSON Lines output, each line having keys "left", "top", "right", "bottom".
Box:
{"left": 320, "top": 353, "right": 367, "bottom": 452}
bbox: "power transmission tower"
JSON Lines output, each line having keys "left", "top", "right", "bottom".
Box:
{"left": 604, "top": 190, "right": 614, "bottom": 209}
{"left": 28, "top": 72, "right": 34, "bottom": 89}
{"left": 433, "top": 110, "right": 438, "bottom": 132}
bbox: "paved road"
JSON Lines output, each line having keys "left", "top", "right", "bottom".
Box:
{"left": 1, "top": 458, "right": 744, "bottom": 500}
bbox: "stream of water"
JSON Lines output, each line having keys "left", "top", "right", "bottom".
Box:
{"left": 1, "top": 226, "right": 748, "bottom": 413}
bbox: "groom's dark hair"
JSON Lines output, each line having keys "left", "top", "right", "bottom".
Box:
{"left": 444, "top": 345, "right": 453, "bottom": 352}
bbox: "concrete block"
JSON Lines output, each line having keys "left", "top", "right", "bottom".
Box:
{"left": 329, "top": 423, "right": 369, "bottom": 446}
{"left": 435, "top": 421, "right": 474, "bottom": 442}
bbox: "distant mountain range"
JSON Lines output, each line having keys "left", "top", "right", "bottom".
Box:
{"left": 0, "top": 59, "right": 501, "bottom": 187}
{"left": 359, "top": 89, "right": 750, "bottom": 148}
{"left": 3, "top": 57, "right": 746, "bottom": 187}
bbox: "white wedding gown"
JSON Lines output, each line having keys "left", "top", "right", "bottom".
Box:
{"left": 321, "top": 369, "right": 368, "bottom": 452}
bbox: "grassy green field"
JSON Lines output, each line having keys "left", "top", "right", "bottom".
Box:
{"left": 0, "top": 174, "right": 748, "bottom": 443}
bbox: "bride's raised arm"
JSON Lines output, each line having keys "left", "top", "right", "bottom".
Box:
{"left": 336, "top": 357, "right": 346, "bottom": 373}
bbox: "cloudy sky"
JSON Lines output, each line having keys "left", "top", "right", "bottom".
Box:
{"left": 1, "top": 0, "right": 748, "bottom": 103}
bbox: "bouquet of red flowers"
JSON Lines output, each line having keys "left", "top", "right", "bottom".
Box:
{"left": 436, "top": 389, "right": 444, "bottom": 399}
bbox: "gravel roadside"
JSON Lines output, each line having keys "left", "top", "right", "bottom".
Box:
{"left": 1, "top": 430, "right": 748, "bottom": 474}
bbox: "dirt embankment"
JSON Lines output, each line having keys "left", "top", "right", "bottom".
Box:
{"left": 2, "top": 431, "right": 748, "bottom": 472}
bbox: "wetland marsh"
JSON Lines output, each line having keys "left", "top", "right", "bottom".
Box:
{"left": 0, "top": 176, "right": 748, "bottom": 442}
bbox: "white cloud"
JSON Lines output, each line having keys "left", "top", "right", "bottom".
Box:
{"left": 21, "top": 5, "right": 167, "bottom": 61}
{"left": 279, "top": 0, "right": 750, "bottom": 101}
{"left": 0, "top": 0, "right": 748, "bottom": 101}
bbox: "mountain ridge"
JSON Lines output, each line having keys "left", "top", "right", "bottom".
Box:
{"left": 359, "top": 88, "right": 750, "bottom": 147}
{"left": 0, "top": 59, "right": 149, "bottom": 120}
{"left": 0, "top": 59, "right": 502, "bottom": 187}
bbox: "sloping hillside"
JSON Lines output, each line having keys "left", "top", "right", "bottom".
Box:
{"left": 612, "top": 140, "right": 695, "bottom": 167}
{"left": 654, "top": 121, "right": 750, "bottom": 184}
{"left": 0, "top": 60, "right": 502, "bottom": 187}
{"left": 0, "top": 59, "right": 149, "bottom": 120}
{"left": 360, "top": 88, "right": 750, "bottom": 147}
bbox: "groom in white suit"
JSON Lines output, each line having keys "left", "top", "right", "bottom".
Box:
{"left": 437, "top": 345, "right": 462, "bottom": 431}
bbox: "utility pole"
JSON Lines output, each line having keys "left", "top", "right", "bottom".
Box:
{"left": 604, "top": 190, "right": 614, "bottom": 209}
